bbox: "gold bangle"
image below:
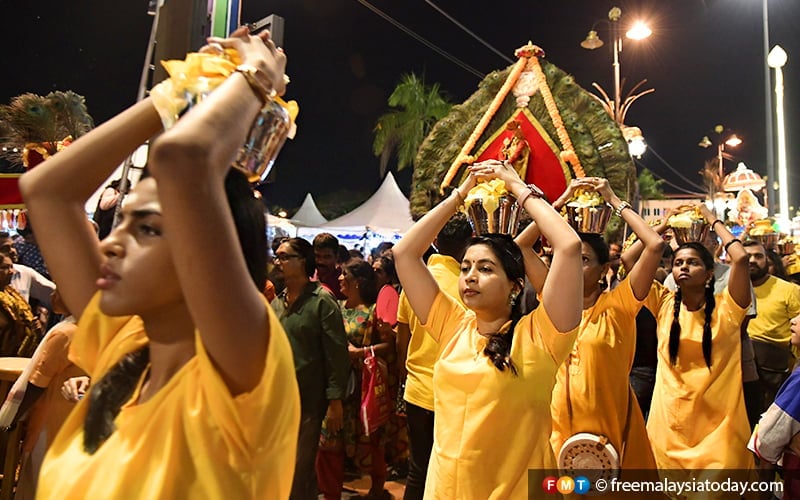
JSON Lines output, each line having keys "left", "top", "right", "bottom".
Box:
{"left": 234, "top": 64, "right": 275, "bottom": 105}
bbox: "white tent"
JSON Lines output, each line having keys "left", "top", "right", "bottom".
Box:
{"left": 322, "top": 172, "right": 413, "bottom": 233}
{"left": 290, "top": 193, "right": 328, "bottom": 226}
{"left": 296, "top": 172, "right": 413, "bottom": 251}
{"left": 266, "top": 213, "right": 297, "bottom": 234}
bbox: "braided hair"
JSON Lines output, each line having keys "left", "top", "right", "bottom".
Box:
{"left": 83, "top": 346, "right": 150, "bottom": 453}
{"left": 469, "top": 234, "right": 525, "bottom": 375}
{"left": 83, "top": 169, "right": 266, "bottom": 453}
{"left": 668, "top": 242, "right": 716, "bottom": 368}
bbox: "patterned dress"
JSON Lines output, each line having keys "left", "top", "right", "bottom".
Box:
{"left": 319, "top": 303, "right": 381, "bottom": 468}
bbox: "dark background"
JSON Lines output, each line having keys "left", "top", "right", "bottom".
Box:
{"left": 1, "top": 0, "right": 798, "bottom": 214}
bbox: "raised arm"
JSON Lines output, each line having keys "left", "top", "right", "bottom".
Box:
{"left": 698, "top": 204, "right": 750, "bottom": 309}
{"left": 472, "top": 161, "right": 582, "bottom": 332}
{"left": 592, "top": 178, "right": 664, "bottom": 300}
{"left": 394, "top": 174, "right": 476, "bottom": 325}
{"left": 19, "top": 100, "right": 163, "bottom": 320}
{"left": 146, "top": 28, "right": 287, "bottom": 393}
{"left": 514, "top": 221, "right": 548, "bottom": 293}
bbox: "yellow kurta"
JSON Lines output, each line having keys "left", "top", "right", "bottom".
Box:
{"left": 37, "top": 292, "right": 300, "bottom": 499}
{"left": 645, "top": 284, "right": 754, "bottom": 475}
{"left": 423, "top": 291, "right": 578, "bottom": 499}
{"left": 550, "top": 279, "right": 657, "bottom": 480}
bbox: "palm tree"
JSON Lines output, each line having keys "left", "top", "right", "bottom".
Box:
{"left": 637, "top": 168, "right": 665, "bottom": 200}
{"left": 373, "top": 73, "right": 452, "bottom": 176}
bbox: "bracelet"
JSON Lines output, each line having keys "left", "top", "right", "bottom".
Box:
{"left": 516, "top": 183, "right": 547, "bottom": 207}
{"left": 711, "top": 219, "right": 726, "bottom": 232}
{"left": 516, "top": 189, "right": 533, "bottom": 208}
{"left": 614, "top": 201, "right": 632, "bottom": 217}
{"left": 234, "top": 64, "right": 275, "bottom": 105}
{"left": 724, "top": 238, "right": 742, "bottom": 252}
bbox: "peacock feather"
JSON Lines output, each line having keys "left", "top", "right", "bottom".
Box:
{"left": 0, "top": 91, "right": 93, "bottom": 167}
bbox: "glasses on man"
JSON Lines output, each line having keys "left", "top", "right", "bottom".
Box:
{"left": 274, "top": 253, "right": 302, "bottom": 263}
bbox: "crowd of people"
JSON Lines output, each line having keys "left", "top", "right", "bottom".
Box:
{"left": 2, "top": 26, "right": 800, "bottom": 500}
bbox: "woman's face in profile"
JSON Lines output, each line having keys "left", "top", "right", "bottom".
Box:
{"left": 97, "top": 178, "right": 183, "bottom": 317}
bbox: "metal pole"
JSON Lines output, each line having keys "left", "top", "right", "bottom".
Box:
{"left": 113, "top": 2, "right": 163, "bottom": 228}
{"left": 773, "top": 61, "right": 787, "bottom": 218}
{"left": 718, "top": 144, "right": 724, "bottom": 186}
{"left": 610, "top": 8, "right": 622, "bottom": 122}
{"left": 763, "top": 0, "right": 776, "bottom": 215}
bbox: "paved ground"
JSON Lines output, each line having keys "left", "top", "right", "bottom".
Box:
{"left": 322, "top": 476, "right": 406, "bottom": 499}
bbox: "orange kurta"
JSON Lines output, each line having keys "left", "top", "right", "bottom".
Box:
{"left": 645, "top": 284, "right": 754, "bottom": 491}
{"left": 550, "top": 279, "right": 656, "bottom": 482}
{"left": 37, "top": 292, "right": 300, "bottom": 499}
{"left": 423, "top": 291, "right": 577, "bottom": 499}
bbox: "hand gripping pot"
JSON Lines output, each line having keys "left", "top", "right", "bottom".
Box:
{"left": 150, "top": 46, "right": 294, "bottom": 185}
{"left": 463, "top": 180, "right": 521, "bottom": 236}
{"left": 558, "top": 433, "right": 621, "bottom": 484}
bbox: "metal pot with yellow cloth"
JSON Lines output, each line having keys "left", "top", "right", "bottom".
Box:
{"left": 463, "top": 179, "right": 522, "bottom": 236}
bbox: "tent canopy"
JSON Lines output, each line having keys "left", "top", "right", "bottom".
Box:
{"left": 290, "top": 193, "right": 328, "bottom": 226}
{"left": 321, "top": 172, "right": 413, "bottom": 234}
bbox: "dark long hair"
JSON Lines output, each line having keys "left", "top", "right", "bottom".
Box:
{"left": 343, "top": 259, "right": 379, "bottom": 305}
{"left": 83, "top": 169, "right": 266, "bottom": 453}
{"left": 668, "top": 242, "right": 716, "bottom": 368}
{"left": 469, "top": 234, "right": 525, "bottom": 375}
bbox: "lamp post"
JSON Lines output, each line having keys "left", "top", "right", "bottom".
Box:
{"left": 762, "top": 0, "right": 776, "bottom": 216}
{"left": 581, "top": 7, "right": 653, "bottom": 158}
{"left": 767, "top": 45, "right": 788, "bottom": 224}
{"left": 699, "top": 129, "right": 742, "bottom": 185}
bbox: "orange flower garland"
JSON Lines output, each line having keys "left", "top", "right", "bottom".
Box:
{"left": 528, "top": 57, "right": 585, "bottom": 178}
{"left": 439, "top": 54, "right": 528, "bottom": 193}
{"left": 439, "top": 42, "right": 585, "bottom": 193}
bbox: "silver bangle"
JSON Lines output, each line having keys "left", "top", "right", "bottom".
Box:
{"left": 615, "top": 201, "right": 632, "bottom": 217}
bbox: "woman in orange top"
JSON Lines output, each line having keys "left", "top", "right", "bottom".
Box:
{"left": 645, "top": 204, "right": 754, "bottom": 490}
{"left": 541, "top": 178, "right": 663, "bottom": 484}
{"left": 18, "top": 27, "right": 300, "bottom": 498}
{"left": 393, "top": 160, "right": 583, "bottom": 498}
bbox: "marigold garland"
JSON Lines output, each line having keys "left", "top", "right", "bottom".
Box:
{"left": 528, "top": 57, "right": 585, "bottom": 178}
{"left": 439, "top": 56, "right": 527, "bottom": 193}
{"left": 439, "top": 42, "right": 586, "bottom": 193}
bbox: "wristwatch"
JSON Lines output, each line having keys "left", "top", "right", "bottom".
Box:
{"left": 234, "top": 64, "right": 275, "bottom": 105}
{"left": 526, "top": 183, "right": 547, "bottom": 201}
{"left": 516, "top": 183, "right": 547, "bottom": 207}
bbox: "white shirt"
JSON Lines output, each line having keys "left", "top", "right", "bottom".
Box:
{"left": 11, "top": 263, "right": 55, "bottom": 307}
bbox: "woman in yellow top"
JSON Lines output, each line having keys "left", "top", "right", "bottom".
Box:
{"left": 393, "top": 160, "right": 583, "bottom": 499}
{"left": 644, "top": 204, "right": 754, "bottom": 488}
{"left": 18, "top": 27, "right": 300, "bottom": 498}
{"left": 536, "top": 178, "right": 663, "bottom": 482}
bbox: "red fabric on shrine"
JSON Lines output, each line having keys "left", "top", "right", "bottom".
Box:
{"left": 475, "top": 111, "right": 569, "bottom": 203}
{"left": 0, "top": 177, "right": 23, "bottom": 207}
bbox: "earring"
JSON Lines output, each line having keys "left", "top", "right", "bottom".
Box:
{"left": 508, "top": 291, "right": 519, "bottom": 306}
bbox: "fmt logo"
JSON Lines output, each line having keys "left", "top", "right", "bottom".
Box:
{"left": 542, "top": 475, "right": 590, "bottom": 495}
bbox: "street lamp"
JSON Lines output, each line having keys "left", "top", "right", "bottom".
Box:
{"left": 767, "top": 44, "right": 789, "bottom": 224}
{"left": 699, "top": 127, "right": 742, "bottom": 185}
{"left": 761, "top": 0, "right": 776, "bottom": 216}
{"left": 581, "top": 7, "right": 654, "bottom": 158}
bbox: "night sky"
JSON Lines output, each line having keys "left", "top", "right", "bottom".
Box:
{"left": 2, "top": 0, "right": 798, "bottom": 214}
